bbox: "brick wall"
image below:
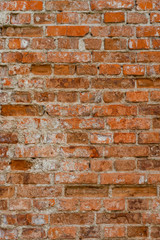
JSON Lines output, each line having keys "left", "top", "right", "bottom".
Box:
{"left": 0, "top": 0, "right": 160, "bottom": 239}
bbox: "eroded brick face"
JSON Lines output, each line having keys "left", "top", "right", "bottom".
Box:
{"left": 0, "top": 0, "right": 160, "bottom": 239}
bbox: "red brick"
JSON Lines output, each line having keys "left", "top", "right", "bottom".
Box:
{"left": 65, "top": 185, "right": 109, "bottom": 197}
{"left": 10, "top": 160, "right": 33, "bottom": 171}
{"left": 46, "top": 1, "right": 89, "bottom": 11}
{"left": 93, "top": 105, "right": 137, "bottom": 117}
{"left": 147, "top": 65, "right": 160, "bottom": 76}
{"left": 137, "top": 26, "right": 160, "bottom": 37}
{"left": 15, "top": 145, "right": 58, "bottom": 158}
{"left": 47, "top": 78, "right": 89, "bottom": 89}
{"left": 80, "top": 227, "right": 100, "bottom": 238}
{"left": 58, "top": 198, "right": 78, "bottom": 211}
{"left": 48, "top": 227, "right": 76, "bottom": 239}
{"left": 104, "top": 38, "right": 126, "bottom": 50}
{"left": 76, "top": 64, "right": 97, "bottom": 75}
{"left": 150, "top": 91, "right": 160, "bottom": 101}
{"left": 0, "top": 229, "right": 17, "bottom": 239}
{"left": 105, "top": 146, "right": 149, "bottom": 157}
{"left": 128, "top": 226, "right": 148, "bottom": 237}
{"left": 12, "top": 91, "right": 31, "bottom": 103}
{"left": 57, "top": 12, "right": 79, "bottom": 24}
{"left": 92, "top": 78, "right": 134, "bottom": 89}
{"left": 101, "top": 173, "right": 145, "bottom": 185}
{"left": 58, "top": 38, "right": 79, "bottom": 49}
{"left": 0, "top": 1, "right": 43, "bottom": 11}
{"left": 151, "top": 226, "right": 160, "bottom": 238}
{"left": 104, "top": 199, "right": 125, "bottom": 211}
{"left": 104, "top": 226, "right": 125, "bottom": 238}
{"left": 137, "top": 51, "right": 160, "bottom": 63}
{"left": 61, "top": 146, "right": 102, "bottom": 158}
{"left": 93, "top": 52, "right": 136, "bottom": 63}
{"left": 48, "top": 52, "right": 91, "bottom": 63}
{"left": 151, "top": 12, "right": 160, "bottom": 23}
{"left": 112, "top": 186, "right": 157, "bottom": 197}
{"left": 80, "top": 92, "right": 101, "bottom": 103}
{"left": 34, "top": 92, "right": 55, "bottom": 102}
{"left": 54, "top": 65, "right": 75, "bottom": 75}
{"left": 99, "top": 64, "right": 121, "bottom": 75}
{"left": 84, "top": 39, "right": 102, "bottom": 50}
{"left": 114, "top": 132, "right": 136, "bottom": 143}
{"left": 123, "top": 65, "right": 145, "bottom": 76}
{"left": 107, "top": 117, "right": 150, "bottom": 129}
{"left": 103, "top": 92, "right": 124, "bottom": 103}
{"left": 31, "top": 38, "right": 56, "bottom": 49}
{"left": 1, "top": 105, "right": 44, "bottom": 116}
{"left": 91, "top": 26, "right": 110, "bottom": 37}
{"left": 129, "top": 39, "right": 150, "bottom": 50}
{"left": 57, "top": 92, "right": 77, "bottom": 103}
{"left": 9, "top": 65, "right": 30, "bottom": 75}
{"left": 115, "top": 160, "right": 136, "bottom": 171}
{"left": 9, "top": 199, "right": 31, "bottom": 211}
{"left": 137, "top": 0, "right": 160, "bottom": 10}
{"left": 80, "top": 199, "right": 101, "bottom": 211}
{"left": 61, "top": 118, "right": 105, "bottom": 129}
{"left": 91, "top": 0, "right": 134, "bottom": 10}
{"left": 0, "top": 146, "right": 8, "bottom": 158}
{"left": 31, "top": 65, "right": 52, "bottom": 75}
{"left": 81, "top": 13, "right": 101, "bottom": 24}
{"left": 21, "top": 228, "right": 46, "bottom": 239}
{"left": 0, "top": 200, "right": 7, "bottom": 210}
{"left": 138, "top": 159, "right": 160, "bottom": 171}
{"left": 139, "top": 104, "right": 160, "bottom": 115}
{"left": 90, "top": 132, "right": 112, "bottom": 144}
{"left": 46, "top": 104, "right": 91, "bottom": 117}
{"left": 46, "top": 26, "right": 89, "bottom": 37}
{"left": 2, "top": 27, "right": 43, "bottom": 37}
{"left": 7, "top": 173, "right": 50, "bottom": 184}
{"left": 0, "top": 133, "right": 18, "bottom": 144}
{"left": 97, "top": 212, "right": 141, "bottom": 224}
{"left": 104, "top": 12, "right": 125, "bottom": 23}
{"left": 91, "top": 160, "right": 112, "bottom": 172}
{"left": 0, "top": 186, "right": 15, "bottom": 198}
{"left": 17, "top": 186, "right": 62, "bottom": 198}
{"left": 128, "top": 199, "right": 149, "bottom": 210}
{"left": 34, "top": 13, "right": 55, "bottom": 24}
{"left": 126, "top": 91, "right": 148, "bottom": 102}
{"left": 137, "top": 78, "right": 160, "bottom": 88}
{"left": 127, "top": 12, "right": 148, "bottom": 24}
{"left": 152, "top": 39, "right": 160, "bottom": 49}
{"left": 10, "top": 13, "right": 31, "bottom": 24}
{"left": 50, "top": 213, "right": 94, "bottom": 225}
{"left": 67, "top": 132, "right": 88, "bottom": 143}
{"left": 139, "top": 132, "right": 160, "bottom": 144}
{"left": 109, "top": 26, "right": 134, "bottom": 37}
{"left": 62, "top": 160, "right": 89, "bottom": 172}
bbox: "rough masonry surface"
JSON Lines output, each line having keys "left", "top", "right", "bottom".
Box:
{"left": 0, "top": 0, "right": 160, "bottom": 239}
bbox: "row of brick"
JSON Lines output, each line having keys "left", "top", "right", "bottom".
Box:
{"left": 1, "top": 38, "right": 159, "bottom": 50}
{"left": 1, "top": 25, "right": 160, "bottom": 37}
{"left": 0, "top": 0, "right": 159, "bottom": 11}
{"left": 1, "top": 51, "right": 160, "bottom": 63}
{"left": 1, "top": 144, "right": 160, "bottom": 158}
{"left": 0, "top": 131, "right": 160, "bottom": 145}
{"left": 0, "top": 224, "right": 160, "bottom": 239}
{"left": 1, "top": 12, "right": 160, "bottom": 25}
{"left": 2, "top": 64, "right": 160, "bottom": 76}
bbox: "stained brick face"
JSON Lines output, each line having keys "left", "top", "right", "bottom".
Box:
{"left": 0, "top": 0, "right": 160, "bottom": 239}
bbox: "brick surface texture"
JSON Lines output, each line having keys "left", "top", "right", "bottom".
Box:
{"left": 0, "top": 0, "right": 160, "bottom": 239}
